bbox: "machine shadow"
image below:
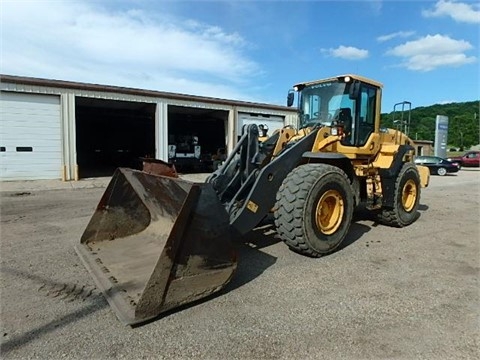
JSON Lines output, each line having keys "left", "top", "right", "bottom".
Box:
{"left": 226, "top": 223, "right": 280, "bottom": 291}
{"left": 141, "top": 223, "right": 279, "bottom": 327}
{"left": 418, "top": 203, "right": 429, "bottom": 211}
{"left": 143, "top": 202, "right": 425, "bottom": 326}
{"left": 337, "top": 222, "right": 373, "bottom": 251}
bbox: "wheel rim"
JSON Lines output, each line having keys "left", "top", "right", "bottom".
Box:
{"left": 438, "top": 167, "right": 446, "bottom": 176}
{"left": 402, "top": 179, "right": 417, "bottom": 212}
{"left": 315, "top": 190, "right": 344, "bottom": 235}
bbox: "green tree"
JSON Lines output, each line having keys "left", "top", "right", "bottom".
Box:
{"left": 380, "top": 100, "right": 480, "bottom": 148}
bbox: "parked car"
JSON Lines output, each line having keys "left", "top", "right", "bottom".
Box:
{"left": 447, "top": 151, "right": 480, "bottom": 168}
{"left": 414, "top": 156, "right": 460, "bottom": 176}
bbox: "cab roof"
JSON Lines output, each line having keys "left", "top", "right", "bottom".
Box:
{"left": 294, "top": 74, "right": 383, "bottom": 89}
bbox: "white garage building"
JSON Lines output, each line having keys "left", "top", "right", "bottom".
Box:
{"left": 0, "top": 75, "right": 297, "bottom": 181}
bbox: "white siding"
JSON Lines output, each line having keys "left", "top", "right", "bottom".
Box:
{"left": 0, "top": 79, "right": 298, "bottom": 181}
{"left": 238, "top": 112, "right": 285, "bottom": 137}
{"left": 0, "top": 92, "right": 62, "bottom": 180}
{"left": 284, "top": 113, "right": 298, "bottom": 127}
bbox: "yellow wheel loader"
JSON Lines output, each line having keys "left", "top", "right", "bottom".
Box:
{"left": 76, "top": 74, "right": 429, "bottom": 325}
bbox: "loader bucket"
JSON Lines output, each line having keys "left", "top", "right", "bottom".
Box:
{"left": 75, "top": 168, "right": 237, "bottom": 325}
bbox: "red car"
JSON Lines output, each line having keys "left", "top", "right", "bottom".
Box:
{"left": 448, "top": 151, "right": 480, "bottom": 168}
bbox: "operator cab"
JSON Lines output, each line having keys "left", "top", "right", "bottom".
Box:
{"left": 288, "top": 74, "right": 381, "bottom": 147}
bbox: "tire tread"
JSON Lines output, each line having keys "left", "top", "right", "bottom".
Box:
{"left": 274, "top": 164, "right": 351, "bottom": 257}
{"left": 377, "top": 162, "right": 421, "bottom": 227}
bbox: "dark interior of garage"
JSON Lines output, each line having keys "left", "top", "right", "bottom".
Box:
{"left": 75, "top": 97, "right": 156, "bottom": 178}
{"left": 168, "top": 105, "right": 227, "bottom": 172}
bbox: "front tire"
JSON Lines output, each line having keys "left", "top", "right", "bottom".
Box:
{"left": 274, "top": 164, "right": 354, "bottom": 257}
{"left": 437, "top": 167, "right": 447, "bottom": 176}
{"left": 377, "top": 162, "right": 421, "bottom": 227}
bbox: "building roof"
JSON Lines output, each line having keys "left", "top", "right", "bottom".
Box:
{"left": 0, "top": 74, "right": 296, "bottom": 112}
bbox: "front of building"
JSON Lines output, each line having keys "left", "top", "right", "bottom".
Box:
{"left": 0, "top": 75, "right": 298, "bottom": 181}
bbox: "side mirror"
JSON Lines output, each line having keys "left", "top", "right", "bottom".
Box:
{"left": 287, "top": 90, "right": 295, "bottom": 107}
{"left": 349, "top": 81, "right": 360, "bottom": 100}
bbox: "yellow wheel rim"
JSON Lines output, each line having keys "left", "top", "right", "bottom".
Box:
{"left": 402, "top": 179, "right": 417, "bottom": 212}
{"left": 315, "top": 190, "right": 344, "bottom": 235}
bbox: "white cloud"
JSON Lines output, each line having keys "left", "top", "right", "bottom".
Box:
{"left": 386, "top": 34, "right": 476, "bottom": 71}
{"left": 368, "top": 0, "right": 383, "bottom": 15}
{"left": 388, "top": 35, "right": 472, "bottom": 56}
{"left": 377, "top": 31, "right": 415, "bottom": 42}
{"left": 422, "top": 0, "right": 480, "bottom": 24}
{"left": 322, "top": 46, "right": 369, "bottom": 60}
{"left": 401, "top": 53, "right": 475, "bottom": 72}
{"left": 0, "top": 1, "right": 261, "bottom": 100}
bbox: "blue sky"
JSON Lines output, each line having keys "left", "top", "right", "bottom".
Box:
{"left": 1, "top": 0, "right": 479, "bottom": 111}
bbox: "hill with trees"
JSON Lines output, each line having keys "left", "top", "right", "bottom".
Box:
{"left": 380, "top": 100, "right": 480, "bottom": 150}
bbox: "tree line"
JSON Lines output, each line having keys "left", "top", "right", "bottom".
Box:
{"left": 380, "top": 100, "right": 480, "bottom": 150}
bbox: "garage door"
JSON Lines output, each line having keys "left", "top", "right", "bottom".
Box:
{"left": 238, "top": 113, "right": 285, "bottom": 137}
{"left": 0, "top": 92, "right": 62, "bottom": 180}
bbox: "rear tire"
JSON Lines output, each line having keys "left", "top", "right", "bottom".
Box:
{"left": 437, "top": 167, "right": 447, "bottom": 176}
{"left": 274, "top": 164, "right": 354, "bottom": 257}
{"left": 377, "top": 162, "right": 421, "bottom": 227}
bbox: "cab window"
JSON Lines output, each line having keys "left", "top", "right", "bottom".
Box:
{"left": 356, "top": 85, "right": 376, "bottom": 146}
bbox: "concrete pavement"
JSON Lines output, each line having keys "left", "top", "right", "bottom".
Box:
{"left": 0, "top": 177, "right": 111, "bottom": 193}
{"left": 0, "top": 173, "right": 212, "bottom": 193}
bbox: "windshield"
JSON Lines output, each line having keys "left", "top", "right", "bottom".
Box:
{"left": 298, "top": 80, "right": 355, "bottom": 128}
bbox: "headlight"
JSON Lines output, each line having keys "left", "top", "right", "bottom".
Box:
{"left": 331, "top": 128, "right": 338, "bottom": 136}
